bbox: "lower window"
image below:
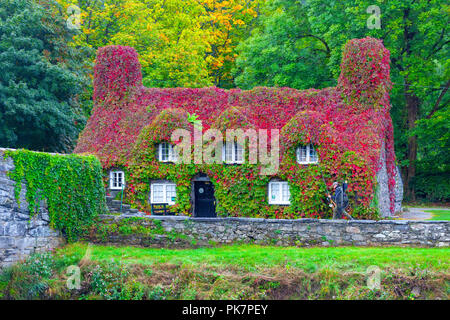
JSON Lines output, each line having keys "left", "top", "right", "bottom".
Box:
{"left": 150, "top": 182, "right": 176, "bottom": 205}
{"left": 268, "top": 181, "right": 290, "bottom": 205}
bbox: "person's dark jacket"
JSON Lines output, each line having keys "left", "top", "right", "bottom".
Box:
{"left": 331, "top": 185, "right": 344, "bottom": 214}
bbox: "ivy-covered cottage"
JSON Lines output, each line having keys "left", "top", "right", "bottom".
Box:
{"left": 75, "top": 37, "right": 403, "bottom": 219}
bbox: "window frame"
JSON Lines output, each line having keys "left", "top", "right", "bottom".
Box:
{"left": 150, "top": 182, "right": 177, "bottom": 205}
{"left": 268, "top": 181, "right": 291, "bottom": 205}
{"left": 296, "top": 144, "right": 318, "bottom": 164}
{"left": 222, "top": 141, "right": 244, "bottom": 164}
{"left": 109, "top": 171, "right": 125, "bottom": 190}
{"left": 158, "top": 142, "right": 178, "bottom": 163}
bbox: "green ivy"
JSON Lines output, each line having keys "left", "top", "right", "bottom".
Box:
{"left": 5, "top": 149, "right": 107, "bottom": 242}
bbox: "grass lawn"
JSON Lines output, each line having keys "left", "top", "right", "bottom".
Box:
{"left": 3, "top": 243, "right": 449, "bottom": 300}
{"left": 57, "top": 243, "right": 450, "bottom": 273}
{"left": 425, "top": 209, "right": 450, "bottom": 221}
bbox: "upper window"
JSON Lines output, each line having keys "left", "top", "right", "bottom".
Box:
{"left": 268, "top": 181, "right": 290, "bottom": 205}
{"left": 158, "top": 142, "right": 178, "bottom": 162}
{"left": 110, "top": 171, "right": 125, "bottom": 190}
{"left": 222, "top": 141, "right": 243, "bottom": 164}
{"left": 150, "top": 182, "right": 176, "bottom": 205}
{"left": 296, "top": 144, "right": 318, "bottom": 164}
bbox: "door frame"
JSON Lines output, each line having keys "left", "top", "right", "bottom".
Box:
{"left": 191, "top": 173, "right": 216, "bottom": 217}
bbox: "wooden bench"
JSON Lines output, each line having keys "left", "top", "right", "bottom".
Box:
{"left": 151, "top": 204, "right": 175, "bottom": 216}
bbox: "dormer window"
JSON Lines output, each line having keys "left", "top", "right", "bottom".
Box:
{"left": 268, "top": 181, "right": 290, "bottom": 205}
{"left": 296, "top": 144, "right": 318, "bottom": 164}
{"left": 110, "top": 171, "right": 125, "bottom": 190}
{"left": 158, "top": 142, "right": 178, "bottom": 162}
{"left": 222, "top": 141, "right": 243, "bottom": 164}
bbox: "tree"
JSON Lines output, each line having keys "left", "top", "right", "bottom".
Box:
{"left": 57, "top": 0, "right": 261, "bottom": 88}
{"left": 0, "top": 0, "right": 88, "bottom": 152}
{"left": 235, "top": 0, "right": 449, "bottom": 200}
{"left": 200, "top": 0, "right": 263, "bottom": 88}
{"left": 234, "top": 0, "right": 334, "bottom": 90}
{"left": 306, "top": 0, "right": 449, "bottom": 201}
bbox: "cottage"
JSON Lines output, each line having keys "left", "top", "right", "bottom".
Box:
{"left": 75, "top": 37, "right": 402, "bottom": 219}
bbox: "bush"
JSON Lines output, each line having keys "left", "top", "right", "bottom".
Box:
{"left": 0, "top": 252, "right": 55, "bottom": 300}
{"left": 413, "top": 172, "right": 450, "bottom": 202}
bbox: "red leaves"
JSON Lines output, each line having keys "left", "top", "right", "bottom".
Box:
{"left": 75, "top": 38, "right": 397, "bottom": 217}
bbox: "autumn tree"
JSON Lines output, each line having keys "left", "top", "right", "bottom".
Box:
{"left": 236, "top": 0, "right": 449, "bottom": 200}
{"left": 57, "top": 0, "right": 261, "bottom": 88}
{"left": 199, "top": 0, "right": 262, "bottom": 88}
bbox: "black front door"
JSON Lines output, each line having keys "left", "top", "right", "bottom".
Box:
{"left": 194, "top": 181, "right": 216, "bottom": 217}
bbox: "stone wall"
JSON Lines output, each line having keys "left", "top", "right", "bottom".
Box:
{"left": 0, "top": 149, "right": 63, "bottom": 268}
{"left": 93, "top": 214, "right": 449, "bottom": 248}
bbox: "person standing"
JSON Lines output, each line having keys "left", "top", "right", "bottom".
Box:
{"left": 329, "top": 180, "right": 354, "bottom": 220}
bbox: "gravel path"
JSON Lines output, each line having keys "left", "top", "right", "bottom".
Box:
{"left": 396, "top": 207, "right": 449, "bottom": 220}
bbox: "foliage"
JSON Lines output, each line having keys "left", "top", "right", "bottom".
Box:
{"left": 56, "top": 0, "right": 261, "bottom": 88}
{"left": 3, "top": 244, "right": 449, "bottom": 300}
{"left": 234, "top": 0, "right": 335, "bottom": 90}
{"left": 413, "top": 172, "right": 450, "bottom": 203}
{"left": 75, "top": 38, "right": 393, "bottom": 218}
{"left": 93, "top": 45, "right": 143, "bottom": 101}
{"left": 0, "top": 252, "right": 55, "bottom": 300}
{"left": 87, "top": 262, "right": 133, "bottom": 300}
{"left": 89, "top": 217, "right": 171, "bottom": 243}
{"left": 0, "top": 0, "right": 91, "bottom": 152}
{"left": 235, "top": 0, "right": 449, "bottom": 201}
{"left": 4, "top": 148, "right": 107, "bottom": 241}
{"left": 337, "top": 38, "right": 391, "bottom": 109}
{"left": 412, "top": 106, "right": 450, "bottom": 202}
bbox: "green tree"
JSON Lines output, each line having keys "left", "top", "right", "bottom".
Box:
{"left": 235, "top": 0, "right": 449, "bottom": 200}
{"left": 305, "top": 0, "right": 449, "bottom": 201}
{"left": 0, "top": 0, "right": 88, "bottom": 152}
{"left": 234, "top": 0, "right": 334, "bottom": 90}
{"left": 57, "top": 0, "right": 262, "bottom": 88}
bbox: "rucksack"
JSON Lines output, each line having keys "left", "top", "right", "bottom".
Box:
{"left": 343, "top": 188, "right": 349, "bottom": 209}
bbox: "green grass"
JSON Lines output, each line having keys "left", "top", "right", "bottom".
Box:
{"left": 404, "top": 202, "right": 450, "bottom": 209}
{"left": 425, "top": 209, "right": 450, "bottom": 221}
{"left": 57, "top": 243, "right": 450, "bottom": 273}
{"left": 4, "top": 244, "right": 449, "bottom": 300}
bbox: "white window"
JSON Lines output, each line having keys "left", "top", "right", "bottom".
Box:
{"left": 222, "top": 141, "right": 243, "bottom": 164}
{"left": 268, "top": 181, "right": 290, "bottom": 205}
{"left": 110, "top": 171, "right": 125, "bottom": 190}
{"left": 296, "top": 144, "right": 318, "bottom": 164}
{"left": 150, "top": 182, "right": 176, "bottom": 205}
{"left": 158, "top": 142, "right": 178, "bottom": 162}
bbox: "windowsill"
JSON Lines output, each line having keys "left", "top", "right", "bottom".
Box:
{"left": 150, "top": 202, "right": 175, "bottom": 206}
{"left": 110, "top": 187, "right": 125, "bottom": 190}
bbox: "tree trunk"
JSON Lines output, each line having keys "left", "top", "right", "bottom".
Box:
{"left": 404, "top": 80, "right": 419, "bottom": 201}
{"left": 401, "top": 7, "right": 420, "bottom": 202}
